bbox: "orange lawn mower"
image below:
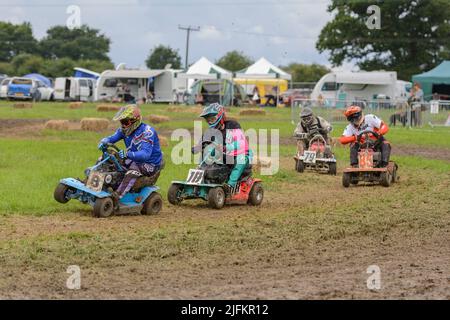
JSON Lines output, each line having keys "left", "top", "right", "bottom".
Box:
{"left": 342, "top": 130, "right": 398, "bottom": 187}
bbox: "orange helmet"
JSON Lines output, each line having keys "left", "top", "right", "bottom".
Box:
{"left": 344, "top": 105, "right": 363, "bottom": 126}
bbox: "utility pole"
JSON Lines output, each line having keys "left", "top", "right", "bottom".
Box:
{"left": 178, "top": 25, "right": 200, "bottom": 69}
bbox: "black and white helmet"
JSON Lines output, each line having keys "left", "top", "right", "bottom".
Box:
{"left": 300, "top": 107, "right": 314, "bottom": 126}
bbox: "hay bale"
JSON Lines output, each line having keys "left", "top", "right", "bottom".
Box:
{"left": 68, "top": 102, "right": 83, "bottom": 109}
{"left": 158, "top": 135, "right": 169, "bottom": 147}
{"left": 239, "top": 108, "right": 266, "bottom": 116}
{"left": 252, "top": 156, "right": 272, "bottom": 173}
{"left": 80, "top": 118, "right": 110, "bottom": 131}
{"left": 96, "top": 104, "right": 121, "bottom": 112}
{"left": 167, "top": 106, "right": 202, "bottom": 114}
{"left": 148, "top": 115, "right": 170, "bottom": 124}
{"left": 44, "top": 120, "right": 70, "bottom": 131}
{"left": 13, "top": 103, "right": 33, "bottom": 109}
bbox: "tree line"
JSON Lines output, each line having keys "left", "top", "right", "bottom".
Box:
{"left": 0, "top": 22, "right": 113, "bottom": 77}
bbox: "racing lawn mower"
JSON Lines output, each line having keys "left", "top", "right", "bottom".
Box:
{"left": 168, "top": 143, "right": 263, "bottom": 209}
{"left": 294, "top": 132, "right": 337, "bottom": 175}
{"left": 342, "top": 130, "right": 398, "bottom": 188}
{"left": 54, "top": 143, "right": 163, "bottom": 217}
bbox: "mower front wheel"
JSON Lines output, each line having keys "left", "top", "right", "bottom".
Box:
{"left": 342, "top": 173, "right": 351, "bottom": 188}
{"left": 295, "top": 160, "right": 305, "bottom": 173}
{"left": 328, "top": 162, "right": 337, "bottom": 175}
{"left": 93, "top": 197, "right": 114, "bottom": 218}
{"left": 380, "top": 171, "right": 391, "bottom": 187}
{"left": 141, "top": 192, "right": 162, "bottom": 215}
{"left": 208, "top": 187, "right": 225, "bottom": 209}
{"left": 54, "top": 183, "right": 71, "bottom": 203}
{"left": 168, "top": 183, "right": 183, "bottom": 205}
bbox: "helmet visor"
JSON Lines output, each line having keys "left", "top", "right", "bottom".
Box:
{"left": 120, "top": 118, "right": 134, "bottom": 128}
{"left": 347, "top": 112, "right": 362, "bottom": 126}
{"left": 205, "top": 115, "right": 219, "bottom": 126}
{"left": 301, "top": 115, "right": 313, "bottom": 125}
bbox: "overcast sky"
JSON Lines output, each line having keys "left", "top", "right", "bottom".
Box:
{"left": 0, "top": 0, "right": 341, "bottom": 69}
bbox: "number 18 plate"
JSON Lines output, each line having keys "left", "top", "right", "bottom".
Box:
{"left": 186, "top": 169, "right": 205, "bottom": 185}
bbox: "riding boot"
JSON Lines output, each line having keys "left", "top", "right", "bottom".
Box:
{"left": 350, "top": 143, "right": 360, "bottom": 166}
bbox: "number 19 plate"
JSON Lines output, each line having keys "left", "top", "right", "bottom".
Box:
{"left": 186, "top": 169, "right": 205, "bottom": 185}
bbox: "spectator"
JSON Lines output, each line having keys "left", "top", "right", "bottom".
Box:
{"left": 409, "top": 83, "right": 424, "bottom": 126}
{"left": 251, "top": 86, "right": 261, "bottom": 105}
{"left": 265, "top": 86, "right": 278, "bottom": 107}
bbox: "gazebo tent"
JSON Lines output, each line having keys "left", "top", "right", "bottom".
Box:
{"left": 235, "top": 57, "right": 292, "bottom": 80}
{"left": 412, "top": 61, "right": 450, "bottom": 99}
{"left": 177, "top": 57, "right": 232, "bottom": 91}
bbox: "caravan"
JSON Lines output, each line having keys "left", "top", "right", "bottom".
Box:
{"left": 96, "top": 68, "right": 185, "bottom": 103}
{"left": 311, "top": 71, "right": 411, "bottom": 108}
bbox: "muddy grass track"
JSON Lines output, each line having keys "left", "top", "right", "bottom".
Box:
{"left": 0, "top": 168, "right": 449, "bottom": 299}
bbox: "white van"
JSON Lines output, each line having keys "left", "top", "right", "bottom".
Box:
{"left": 54, "top": 77, "right": 96, "bottom": 101}
{"left": 0, "top": 77, "right": 11, "bottom": 99}
{"left": 311, "top": 71, "right": 411, "bottom": 107}
{"left": 96, "top": 69, "right": 185, "bottom": 103}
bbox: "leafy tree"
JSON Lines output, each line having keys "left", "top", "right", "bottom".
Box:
{"left": 77, "top": 59, "right": 114, "bottom": 73}
{"left": 0, "top": 62, "right": 14, "bottom": 75}
{"left": 316, "top": 0, "right": 450, "bottom": 80}
{"left": 280, "top": 63, "right": 330, "bottom": 83}
{"left": 39, "top": 25, "right": 111, "bottom": 61}
{"left": 145, "top": 45, "right": 182, "bottom": 69}
{"left": 0, "top": 22, "right": 38, "bottom": 62}
{"left": 10, "top": 54, "right": 45, "bottom": 75}
{"left": 216, "top": 50, "right": 253, "bottom": 72}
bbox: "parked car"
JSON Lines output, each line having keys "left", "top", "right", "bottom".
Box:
{"left": 281, "top": 89, "right": 312, "bottom": 107}
{"left": 0, "top": 77, "right": 11, "bottom": 99}
{"left": 7, "top": 77, "right": 54, "bottom": 101}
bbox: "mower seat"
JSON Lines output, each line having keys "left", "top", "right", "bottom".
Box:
{"left": 131, "top": 158, "right": 165, "bottom": 192}
{"left": 372, "top": 152, "right": 381, "bottom": 162}
{"left": 241, "top": 165, "right": 253, "bottom": 179}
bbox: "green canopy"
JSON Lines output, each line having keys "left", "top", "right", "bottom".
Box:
{"left": 412, "top": 61, "right": 450, "bottom": 99}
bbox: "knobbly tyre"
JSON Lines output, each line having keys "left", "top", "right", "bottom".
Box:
{"left": 54, "top": 143, "right": 163, "bottom": 217}
{"left": 168, "top": 142, "right": 263, "bottom": 209}
{"left": 293, "top": 131, "right": 337, "bottom": 175}
{"left": 342, "top": 130, "right": 398, "bottom": 187}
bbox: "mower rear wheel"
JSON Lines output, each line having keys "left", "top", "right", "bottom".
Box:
{"left": 208, "top": 187, "right": 225, "bottom": 209}
{"left": 342, "top": 173, "right": 351, "bottom": 188}
{"left": 248, "top": 182, "right": 264, "bottom": 206}
{"left": 328, "top": 162, "right": 337, "bottom": 175}
{"left": 391, "top": 164, "right": 398, "bottom": 183}
{"left": 141, "top": 192, "right": 162, "bottom": 215}
{"left": 168, "top": 183, "right": 183, "bottom": 205}
{"left": 54, "top": 183, "right": 71, "bottom": 203}
{"left": 93, "top": 197, "right": 114, "bottom": 218}
{"left": 295, "top": 160, "right": 305, "bottom": 173}
{"left": 381, "top": 172, "right": 391, "bottom": 187}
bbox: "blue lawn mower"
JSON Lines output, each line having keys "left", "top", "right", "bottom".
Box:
{"left": 54, "top": 143, "right": 163, "bottom": 218}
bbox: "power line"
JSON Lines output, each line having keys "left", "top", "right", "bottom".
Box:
{"left": 178, "top": 25, "right": 200, "bottom": 69}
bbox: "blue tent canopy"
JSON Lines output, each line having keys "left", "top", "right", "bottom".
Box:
{"left": 73, "top": 67, "right": 100, "bottom": 79}
{"left": 23, "top": 73, "right": 52, "bottom": 87}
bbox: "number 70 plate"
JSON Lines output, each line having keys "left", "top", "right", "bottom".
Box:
{"left": 186, "top": 169, "right": 205, "bottom": 185}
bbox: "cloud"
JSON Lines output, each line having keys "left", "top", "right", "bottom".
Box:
{"left": 0, "top": 1, "right": 346, "bottom": 68}
{"left": 196, "top": 25, "right": 230, "bottom": 41}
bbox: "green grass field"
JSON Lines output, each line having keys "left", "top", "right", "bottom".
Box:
{"left": 0, "top": 101, "right": 449, "bottom": 298}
